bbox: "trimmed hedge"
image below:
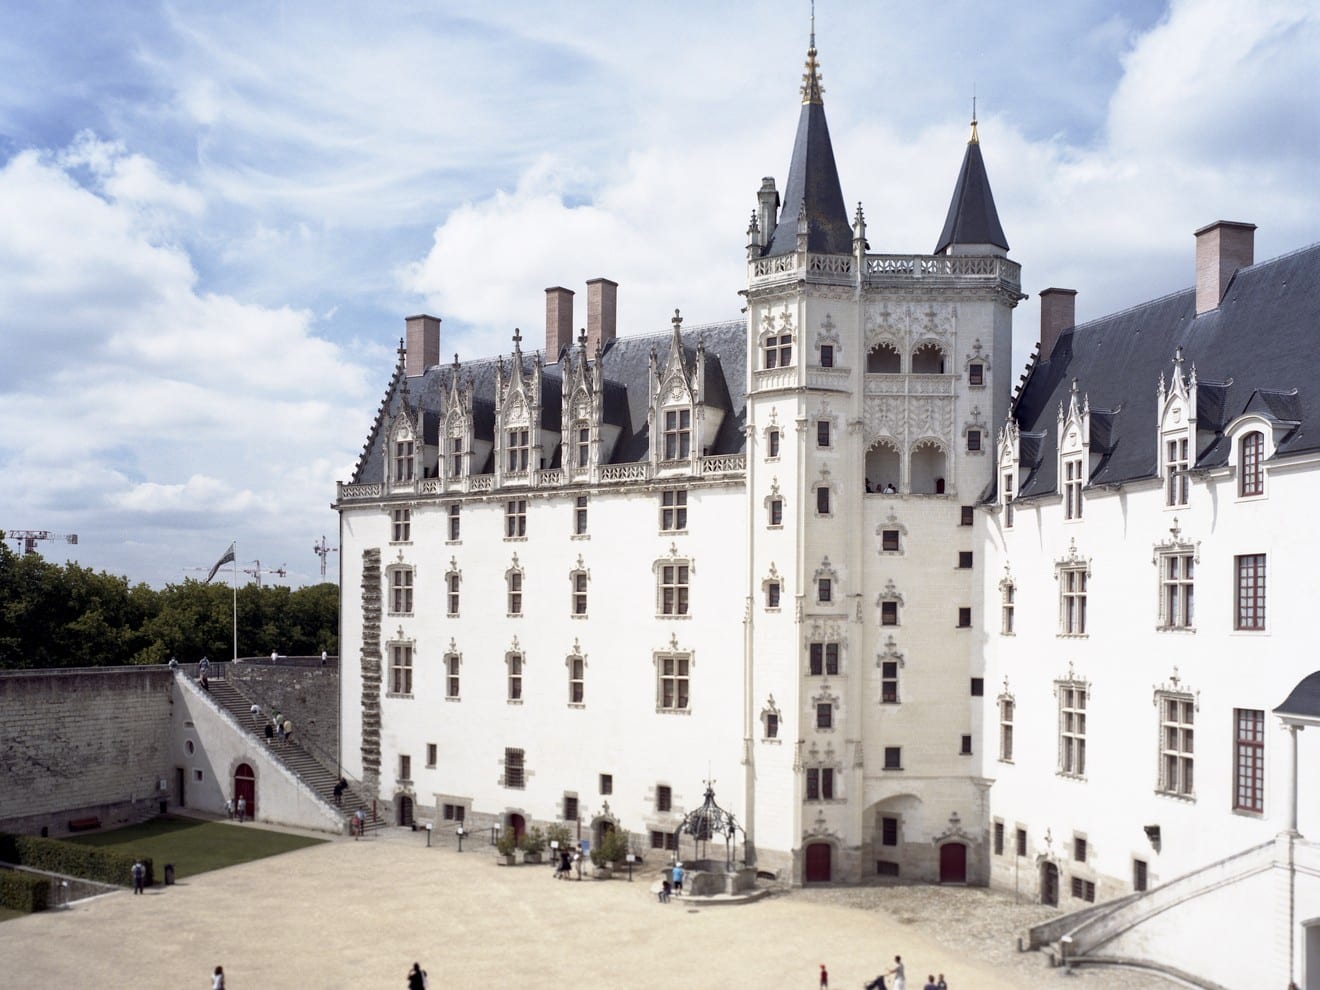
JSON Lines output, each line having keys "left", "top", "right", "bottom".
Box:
{"left": 0, "top": 833, "right": 153, "bottom": 887}
{"left": 0, "top": 869, "right": 50, "bottom": 912}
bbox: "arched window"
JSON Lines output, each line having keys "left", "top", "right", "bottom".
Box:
{"left": 867, "top": 342, "right": 901, "bottom": 374}
{"left": 910, "top": 342, "right": 946, "bottom": 375}
{"left": 1239, "top": 431, "right": 1264, "bottom": 497}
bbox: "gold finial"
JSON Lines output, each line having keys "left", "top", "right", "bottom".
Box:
{"left": 969, "top": 88, "right": 979, "bottom": 144}
{"left": 801, "top": 2, "right": 824, "bottom": 105}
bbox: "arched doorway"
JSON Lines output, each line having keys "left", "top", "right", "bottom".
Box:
{"left": 804, "top": 842, "right": 832, "bottom": 883}
{"left": 396, "top": 795, "right": 414, "bottom": 827}
{"left": 1041, "top": 861, "right": 1059, "bottom": 906}
{"left": 233, "top": 764, "right": 255, "bottom": 819}
{"left": 506, "top": 812, "right": 526, "bottom": 840}
{"left": 938, "top": 842, "right": 967, "bottom": 883}
{"left": 592, "top": 818, "right": 615, "bottom": 852}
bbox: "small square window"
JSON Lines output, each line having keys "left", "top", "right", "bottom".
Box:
{"left": 960, "top": 505, "right": 974, "bottom": 526}
{"left": 881, "top": 529, "right": 901, "bottom": 552}
{"left": 970, "top": 678, "right": 984, "bottom": 697}
{"left": 599, "top": 773, "right": 612, "bottom": 795}
{"left": 656, "top": 785, "right": 672, "bottom": 812}
{"left": 958, "top": 551, "right": 973, "bottom": 569}
{"left": 958, "top": 607, "right": 972, "bottom": 628}
{"left": 883, "top": 746, "right": 902, "bottom": 770}
{"left": 1071, "top": 877, "right": 1096, "bottom": 902}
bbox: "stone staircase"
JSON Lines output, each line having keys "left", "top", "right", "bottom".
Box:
{"left": 208, "top": 679, "right": 384, "bottom": 835}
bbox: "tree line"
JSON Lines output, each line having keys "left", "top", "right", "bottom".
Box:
{"left": 0, "top": 535, "right": 337, "bottom": 669}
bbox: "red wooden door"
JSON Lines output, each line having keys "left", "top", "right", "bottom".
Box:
{"left": 234, "top": 764, "right": 256, "bottom": 818}
{"left": 508, "top": 813, "right": 526, "bottom": 840}
{"left": 939, "top": 842, "right": 967, "bottom": 883}
{"left": 804, "top": 842, "right": 831, "bottom": 883}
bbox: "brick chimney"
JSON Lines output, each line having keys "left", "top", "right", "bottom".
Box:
{"left": 545, "top": 286, "right": 575, "bottom": 362}
{"left": 1195, "top": 220, "right": 1255, "bottom": 315}
{"left": 586, "top": 278, "right": 618, "bottom": 354}
{"left": 1039, "top": 288, "right": 1077, "bottom": 361}
{"left": 404, "top": 314, "right": 440, "bottom": 378}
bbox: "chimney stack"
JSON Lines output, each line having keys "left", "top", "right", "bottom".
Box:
{"left": 1195, "top": 220, "right": 1255, "bottom": 315}
{"left": 545, "top": 286, "right": 575, "bottom": 362}
{"left": 586, "top": 278, "right": 618, "bottom": 354}
{"left": 404, "top": 314, "right": 441, "bottom": 378}
{"left": 1039, "top": 288, "right": 1077, "bottom": 361}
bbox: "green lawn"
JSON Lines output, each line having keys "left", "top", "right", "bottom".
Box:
{"left": 67, "top": 815, "right": 326, "bottom": 880}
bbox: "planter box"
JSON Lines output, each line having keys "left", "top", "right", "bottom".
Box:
{"left": 522, "top": 851, "right": 543, "bottom": 864}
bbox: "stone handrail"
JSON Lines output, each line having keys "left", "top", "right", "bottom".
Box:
{"left": 700, "top": 454, "right": 746, "bottom": 476}
{"left": 337, "top": 482, "right": 383, "bottom": 501}
{"left": 419, "top": 479, "right": 442, "bottom": 495}
{"left": 751, "top": 366, "right": 798, "bottom": 392}
{"left": 469, "top": 474, "right": 494, "bottom": 492}
{"left": 601, "top": 463, "right": 650, "bottom": 483}
{"left": 864, "top": 374, "right": 955, "bottom": 397}
{"left": 537, "top": 469, "right": 564, "bottom": 486}
{"left": 750, "top": 252, "right": 1020, "bottom": 288}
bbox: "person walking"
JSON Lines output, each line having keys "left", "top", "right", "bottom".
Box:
{"left": 886, "top": 955, "right": 906, "bottom": 990}
{"left": 407, "top": 961, "right": 427, "bottom": 990}
{"left": 672, "top": 862, "right": 684, "bottom": 895}
{"left": 924, "top": 977, "right": 939, "bottom": 990}
{"left": 236, "top": 795, "right": 246, "bottom": 823}
{"left": 131, "top": 859, "right": 145, "bottom": 894}
{"left": 936, "top": 976, "right": 947, "bottom": 990}
{"left": 354, "top": 808, "right": 365, "bottom": 839}
{"left": 282, "top": 718, "right": 293, "bottom": 746}
{"left": 333, "top": 777, "right": 347, "bottom": 807}
{"left": 224, "top": 798, "right": 233, "bottom": 820}
{"left": 249, "top": 703, "right": 261, "bottom": 726}
{"left": 819, "top": 963, "right": 829, "bottom": 988}
{"left": 264, "top": 722, "right": 274, "bottom": 745}
{"left": 212, "top": 964, "right": 225, "bottom": 989}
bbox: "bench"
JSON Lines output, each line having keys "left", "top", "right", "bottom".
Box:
{"left": 68, "top": 816, "right": 101, "bottom": 832}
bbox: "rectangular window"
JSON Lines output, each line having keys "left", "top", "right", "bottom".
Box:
{"left": 572, "top": 572, "right": 588, "bottom": 615}
{"left": 448, "top": 436, "right": 463, "bottom": 477}
{"left": 663, "top": 408, "right": 691, "bottom": 460}
{"left": 426, "top": 743, "right": 437, "bottom": 768}
{"left": 659, "top": 563, "right": 690, "bottom": 616}
{"left": 958, "top": 606, "right": 972, "bottom": 628}
{"left": 809, "top": 642, "right": 840, "bottom": 676}
{"left": 391, "top": 507, "right": 411, "bottom": 542}
{"left": 883, "top": 746, "right": 902, "bottom": 770}
{"left": 1165, "top": 436, "right": 1189, "bottom": 506}
{"left": 1059, "top": 683, "right": 1087, "bottom": 777}
{"left": 993, "top": 821, "right": 1005, "bottom": 855}
{"left": 818, "top": 578, "right": 833, "bottom": 603}
{"left": 1002, "top": 584, "right": 1016, "bottom": 635}
{"left": 816, "top": 486, "right": 831, "bottom": 515}
{"left": 815, "top": 703, "right": 833, "bottom": 730}
{"left": 390, "top": 569, "right": 413, "bottom": 614}
{"left": 1003, "top": 473, "right": 1015, "bottom": 528}
{"left": 563, "top": 795, "right": 578, "bottom": 821}
{"left": 961, "top": 504, "right": 975, "bottom": 526}
{"left": 958, "top": 551, "right": 973, "bottom": 568}
{"left": 445, "top": 653, "right": 460, "bottom": 699}
{"left": 1240, "top": 432, "right": 1264, "bottom": 497}
{"left": 447, "top": 504, "right": 460, "bottom": 541}
{"left": 767, "top": 429, "right": 780, "bottom": 458}
{"left": 1064, "top": 456, "right": 1084, "bottom": 519}
{"left": 1133, "top": 859, "right": 1148, "bottom": 892}
{"left": 1074, "top": 836, "right": 1087, "bottom": 862}
{"left": 817, "top": 420, "right": 831, "bottom": 448}
{"left": 806, "top": 767, "right": 819, "bottom": 800}
{"left": 658, "top": 656, "right": 690, "bottom": 711}
{"left": 507, "top": 571, "right": 523, "bottom": 616}
{"left": 819, "top": 344, "right": 835, "bottom": 368}
{"left": 769, "top": 497, "right": 783, "bottom": 527}
{"left": 970, "top": 678, "right": 985, "bottom": 696}
{"left": 443, "top": 803, "right": 465, "bottom": 822}
{"left": 1234, "top": 708, "right": 1265, "bottom": 812}
{"left": 649, "top": 830, "right": 678, "bottom": 850}
{"left": 446, "top": 572, "right": 460, "bottom": 616}
{"left": 1157, "top": 695, "right": 1195, "bottom": 797}
{"left": 576, "top": 427, "right": 590, "bottom": 469}
{"left": 599, "top": 773, "right": 612, "bottom": 795}
{"left": 960, "top": 734, "right": 973, "bottom": 755}
{"left": 389, "top": 643, "right": 413, "bottom": 695}
{"left": 399, "top": 754, "right": 411, "bottom": 782}
{"left": 766, "top": 581, "right": 781, "bottom": 609}
{"left": 1000, "top": 698, "right": 1015, "bottom": 762}
{"left": 765, "top": 712, "right": 779, "bottom": 739}
{"left": 661, "top": 490, "right": 688, "bottom": 531}
{"left": 1016, "top": 827, "right": 1027, "bottom": 857}
{"left": 506, "top": 428, "right": 529, "bottom": 472}
{"left": 764, "top": 334, "right": 792, "bottom": 369}
{"left": 1060, "top": 567, "right": 1088, "bottom": 635}
{"left": 881, "top": 816, "right": 898, "bottom": 846}
{"left": 394, "top": 439, "right": 415, "bottom": 482}
{"left": 574, "top": 495, "right": 588, "bottom": 535}
{"left": 503, "top": 748, "right": 525, "bottom": 789}
{"left": 881, "top": 601, "right": 898, "bottom": 626}
{"left": 1159, "top": 552, "right": 1195, "bottom": 629}
{"left": 881, "top": 661, "right": 899, "bottom": 704}
{"left": 507, "top": 654, "right": 523, "bottom": 701}
{"left": 967, "top": 429, "right": 982, "bottom": 452}
{"left": 1071, "top": 877, "right": 1096, "bottom": 902}
{"left": 881, "top": 529, "right": 901, "bottom": 552}
{"left": 821, "top": 767, "right": 835, "bottom": 799}
{"left": 505, "top": 499, "right": 527, "bottom": 538}
{"left": 1235, "top": 554, "right": 1266, "bottom": 630}
{"left": 568, "top": 656, "right": 585, "bottom": 704}
{"left": 656, "top": 785, "right": 672, "bottom": 812}
{"left": 968, "top": 363, "right": 984, "bottom": 386}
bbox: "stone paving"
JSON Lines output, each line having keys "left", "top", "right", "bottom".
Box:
{"left": 0, "top": 823, "right": 1183, "bottom": 989}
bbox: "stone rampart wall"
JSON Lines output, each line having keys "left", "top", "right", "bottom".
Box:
{"left": 227, "top": 662, "right": 340, "bottom": 770}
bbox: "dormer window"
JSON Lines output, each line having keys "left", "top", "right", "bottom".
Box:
{"left": 1239, "top": 431, "right": 1264, "bottom": 497}
{"left": 574, "top": 425, "right": 591, "bottom": 469}
{"left": 1165, "top": 437, "right": 1189, "bottom": 507}
{"left": 1002, "top": 472, "right": 1015, "bottom": 528}
{"left": 1063, "top": 456, "right": 1084, "bottom": 520}
{"left": 764, "top": 332, "right": 792, "bottom": 369}
{"left": 506, "top": 428, "right": 530, "bottom": 472}
{"left": 663, "top": 409, "right": 691, "bottom": 460}
{"left": 448, "top": 436, "right": 463, "bottom": 477}
{"left": 394, "top": 439, "right": 415, "bottom": 482}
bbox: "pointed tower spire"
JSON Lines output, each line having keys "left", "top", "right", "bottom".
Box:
{"left": 764, "top": 14, "right": 851, "bottom": 257}
{"left": 934, "top": 109, "right": 1009, "bottom": 255}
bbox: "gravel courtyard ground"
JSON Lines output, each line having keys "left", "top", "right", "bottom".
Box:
{"left": 0, "top": 822, "right": 1182, "bottom": 989}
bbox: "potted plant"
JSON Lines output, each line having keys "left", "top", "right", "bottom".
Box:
{"left": 519, "top": 825, "right": 546, "bottom": 864}
{"left": 590, "top": 828, "right": 632, "bottom": 876}
{"left": 495, "top": 826, "right": 519, "bottom": 865}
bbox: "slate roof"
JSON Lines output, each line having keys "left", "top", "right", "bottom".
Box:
{"left": 765, "top": 100, "right": 852, "bottom": 258}
{"left": 934, "top": 133, "right": 1009, "bottom": 255}
{"left": 353, "top": 320, "right": 748, "bottom": 485}
{"left": 1275, "top": 670, "right": 1320, "bottom": 722}
{"left": 1010, "top": 242, "right": 1320, "bottom": 501}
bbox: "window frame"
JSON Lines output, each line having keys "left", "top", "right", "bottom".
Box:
{"left": 444, "top": 652, "right": 460, "bottom": 700}
{"left": 657, "top": 654, "right": 691, "bottom": 712}
{"left": 568, "top": 655, "right": 585, "bottom": 705}
{"left": 391, "top": 507, "right": 412, "bottom": 543}
{"left": 1157, "top": 550, "right": 1196, "bottom": 630}
{"left": 503, "top": 748, "right": 525, "bottom": 789}
{"left": 573, "top": 495, "right": 588, "bottom": 536}
{"left": 571, "top": 570, "right": 588, "bottom": 616}
{"left": 658, "top": 561, "right": 691, "bottom": 617}
{"left": 504, "top": 498, "right": 527, "bottom": 539}
{"left": 506, "top": 652, "right": 523, "bottom": 702}
{"left": 447, "top": 504, "right": 461, "bottom": 542}
{"left": 1235, "top": 553, "right": 1266, "bottom": 631}
{"left": 1057, "top": 681, "right": 1088, "bottom": 778}
{"left": 1239, "top": 431, "right": 1265, "bottom": 497}
{"left": 506, "top": 427, "right": 530, "bottom": 472}
{"left": 662, "top": 408, "right": 692, "bottom": 461}
{"left": 388, "top": 642, "right": 413, "bottom": 697}
{"left": 660, "top": 489, "right": 688, "bottom": 532}
{"left": 1165, "top": 435, "right": 1190, "bottom": 507}
{"left": 506, "top": 569, "right": 523, "bottom": 617}
{"left": 1059, "top": 566, "right": 1088, "bottom": 636}
{"left": 1063, "top": 455, "right": 1084, "bottom": 520}
{"left": 1234, "top": 708, "right": 1265, "bottom": 813}
{"left": 808, "top": 642, "right": 840, "bottom": 677}
{"left": 1156, "top": 693, "right": 1195, "bottom": 798}
{"left": 388, "top": 566, "right": 414, "bottom": 616}
{"left": 393, "top": 438, "right": 415, "bottom": 482}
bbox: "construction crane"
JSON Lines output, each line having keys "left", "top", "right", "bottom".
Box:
{"left": 313, "top": 534, "right": 338, "bottom": 578}
{"left": 241, "top": 560, "right": 287, "bottom": 589}
{"left": 4, "top": 530, "right": 79, "bottom": 556}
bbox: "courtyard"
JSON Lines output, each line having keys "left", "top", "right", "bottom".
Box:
{"left": 0, "top": 821, "right": 1180, "bottom": 988}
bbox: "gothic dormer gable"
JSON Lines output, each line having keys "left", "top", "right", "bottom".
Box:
{"left": 1158, "top": 348, "right": 1197, "bottom": 505}
{"left": 1157, "top": 347, "right": 1197, "bottom": 439}
{"left": 649, "top": 310, "right": 702, "bottom": 470}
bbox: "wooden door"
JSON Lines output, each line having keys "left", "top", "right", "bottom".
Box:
{"left": 804, "top": 842, "right": 832, "bottom": 883}
{"left": 939, "top": 842, "right": 967, "bottom": 883}
{"left": 1041, "top": 862, "right": 1059, "bottom": 906}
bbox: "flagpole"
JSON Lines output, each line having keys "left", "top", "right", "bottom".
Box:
{"left": 231, "top": 540, "right": 238, "bottom": 662}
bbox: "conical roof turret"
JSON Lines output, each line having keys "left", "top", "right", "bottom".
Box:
{"left": 934, "top": 113, "right": 1009, "bottom": 255}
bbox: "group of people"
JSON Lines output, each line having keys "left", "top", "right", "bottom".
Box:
{"left": 223, "top": 796, "right": 248, "bottom": 822}
{"left": 259, "top": 708, "right": 293, "bottom": 746}
{"left": 656, "top": 861, "right": 684, "bottom": 902}
{"left": 553, "top": 848, "right": 578, "bottom": 879}
{"left": 865, "top": 479, "right": 899, "bottom": 494}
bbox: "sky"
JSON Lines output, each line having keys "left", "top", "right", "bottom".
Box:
{"left": 0, "top": 0, "right": 1317, "bottom": 589}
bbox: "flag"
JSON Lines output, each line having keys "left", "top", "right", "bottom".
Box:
{"left": 204, "top": 542, "right": 236, "bottom": 584}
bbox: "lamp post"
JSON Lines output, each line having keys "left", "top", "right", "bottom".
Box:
{"left": 456, "top": 825, "right": 466, "bottom": 852}
{"left": 425, "top": 823, "right": 432, "bottom": 848}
